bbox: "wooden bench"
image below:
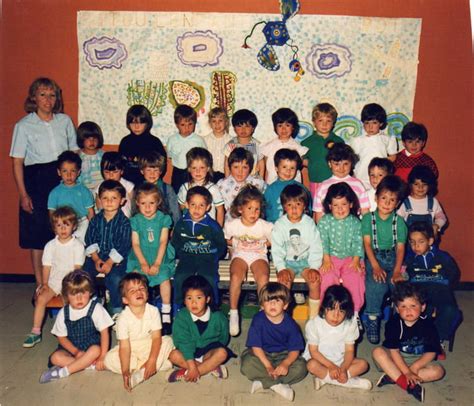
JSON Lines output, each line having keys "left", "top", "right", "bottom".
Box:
{"left": 45, "top": 295, "right": 64, "bottom": 317}
{"left": 217, "top": 260, "right": 308, "bottom": 290}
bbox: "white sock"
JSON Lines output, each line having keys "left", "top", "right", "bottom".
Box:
{"left": 58, "top": 367, "right": 70, "bottom": 378}
{"left": 354, "top": 311, "right": 359, "bottom": 317}
{"left": 162, "top": 304, "right": 171, "bottom": 313}
{"left": 229, "top": 309, "right": 238, "bottom": 316}
{"left": 323, "top": 372, "right": 332, "bottom": 383}
{"left": 162, "top": 313, "right": 171, "bottom": 323}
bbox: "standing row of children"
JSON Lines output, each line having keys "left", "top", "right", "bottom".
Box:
{"left": 22, "top": 95, "right": 459, "bottom": 402}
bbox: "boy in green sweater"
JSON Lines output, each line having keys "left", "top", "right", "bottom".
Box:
{"left": 168, "top": 275, "right": 231, "bottom": 382}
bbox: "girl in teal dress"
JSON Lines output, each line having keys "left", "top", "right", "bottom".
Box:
{"left": 127, "top": 182, "right": 175, "bottom": 334}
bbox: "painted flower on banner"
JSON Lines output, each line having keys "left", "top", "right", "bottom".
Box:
{"left": 176, "top": 30, "right": 224, "bottom": 67}
{"left": 83, "top": 36, "right": 128, "bottom": 70}
{"left": 306, "top": 43, "right": 352, "bottom": 79}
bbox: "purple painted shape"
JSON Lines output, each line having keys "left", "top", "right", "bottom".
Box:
{"left": 83, "top": 36, "right": 128, "bottom": 70}
{"left": 317, "top": 52, "right": 341, "bottom": 70}
{"left": 176, "top": 30, "right": 224, "bottom": 67}
{"left": 306, "top": 43, "right": 352, "bottom": 79}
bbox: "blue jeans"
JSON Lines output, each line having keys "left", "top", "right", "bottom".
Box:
{"left": 364, "top": 249, "right": 396, "bottom": 317}
{"left": 84, "top": 257, "right": 126, "bottom": 314}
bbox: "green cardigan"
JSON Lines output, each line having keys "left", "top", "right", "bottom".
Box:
{"left": 172, "top": 308, "right": 229, "bottom": 360}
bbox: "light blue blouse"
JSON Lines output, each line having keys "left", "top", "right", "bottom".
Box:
{"left": 10, "top": 112, "right": 77, "bottom": 165}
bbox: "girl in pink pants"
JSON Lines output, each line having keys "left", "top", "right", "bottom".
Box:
{"left": 317, "top": 182, "right": 365, "bottom": 323}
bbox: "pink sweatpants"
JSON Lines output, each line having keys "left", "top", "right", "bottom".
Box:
{"left": 320, "top": 256, "right": 365, "bottom": 311}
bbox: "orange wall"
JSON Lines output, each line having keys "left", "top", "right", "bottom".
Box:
{"left": 2, "top": 0, "right": 472, "bottom": 280}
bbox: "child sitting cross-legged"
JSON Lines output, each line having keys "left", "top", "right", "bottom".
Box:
{"left": 39, "top": 270, "right": 113, "bottom": 383}
{"left": 264, "top": 148, "right": 310, "bottom": 223}
{"left": 240, "top": 282, "right": 307, "bottom": 402}
{"left": 23, "top": 207, "right": 85, "bottom": 348}
{"left": 271, "top": 183, "right": 322, "bottom": 319}
{"left": 372, "top": 282, "right": 445, "bottom": 403}
{"left": 304, "top": 285, "right": 372, "bottom": 391}
{"left": 104, "top": 273, "right": 178, "bottom": 391}
{"left": 168, "top": 275, "right": 231, "bottom": 382}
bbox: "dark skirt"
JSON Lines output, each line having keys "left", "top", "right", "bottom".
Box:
{"left": 19, "top": 161, "right": 59, "bottom": 249}
{"left": 195, "top": 341, "right": 236, "bottom": 361}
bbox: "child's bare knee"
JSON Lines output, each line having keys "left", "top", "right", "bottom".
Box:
{"left": 359, "top": 358, "right": 369, "bottom": 371}
{"left": 372, "top": 346, "right": 387, "bottom": 360}
{"left": 88, "top": 345, "right": 101, "bottom": 357}
{"left": 215, "top": 347, "right": 228, "bottom": 361}
{"left": 430, "top": 364, "right": 445, "bottom": 380}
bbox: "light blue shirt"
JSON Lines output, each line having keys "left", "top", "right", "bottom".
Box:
{"left": 48, "top": 182, "right": 94, "bottom": 218}
{"left": 271, "top": 214, "right": 323, "bottom": 273}
{"left": 166, "top": 132, "right": 207, "bottom": 169}
{"left": 10, "top": 113, "right": 77, "bottom": 166}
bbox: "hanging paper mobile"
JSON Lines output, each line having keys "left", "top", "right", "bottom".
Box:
{"left": 242, "top": 0, "right": 304, "bottom": 81}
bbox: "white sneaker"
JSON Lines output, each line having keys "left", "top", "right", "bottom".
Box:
{"left": 130, "top": 368, "right": 145, "bottom": 389}
{"left": 314, "top": 377, "right": 326, "bottom": 391}
{"left": 343, "top": 377, "right": 372, "bottom": 390}
{"left": 270, "top": 383, "right": 295, "bottom": 401}
{"left": 250, "top": 380, "right": 264, "bottom": 394}
{"left": 294, "top": 293, "right": 306, "bottom": 304}
{"left": 229, "top": 311, "right": 240, "bottom": 336}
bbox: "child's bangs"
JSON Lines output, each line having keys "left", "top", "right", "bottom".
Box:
{"left": 266, "top": 292, "right": 287, "bottom": 302}
{"left": 103, "top": 161, "right": 120, "bottom": 171}
{"left": 68, "top": 285, "right": 92, "bottom": 296}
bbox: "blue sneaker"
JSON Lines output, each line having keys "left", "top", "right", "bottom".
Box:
{"left": 364, "top": 317, "right": 380, "bottom": 344}
{"left": 39, "top": 366, "right": 62, "bottom": 384}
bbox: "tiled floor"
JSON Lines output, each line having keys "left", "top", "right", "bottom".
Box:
{"left": 0, "top": 283, "right": 472, "bottom": 405}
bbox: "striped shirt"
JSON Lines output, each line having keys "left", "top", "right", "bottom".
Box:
{"left": 85, "top": 210, "right": 131, "bottom": 265}
{"left": 201, "top": 131, "right": 231, "bottom": 173}
{"left": 313, "top": 175, "right": 370, "bottom": 213}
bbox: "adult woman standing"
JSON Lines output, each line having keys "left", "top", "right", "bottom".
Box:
{"left": 10, "top": 78, "right": 78, "bottom": 287}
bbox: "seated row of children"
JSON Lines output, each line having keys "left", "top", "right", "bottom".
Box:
{"left": 38, "top": 268, "right": 443, "bottom": 403}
